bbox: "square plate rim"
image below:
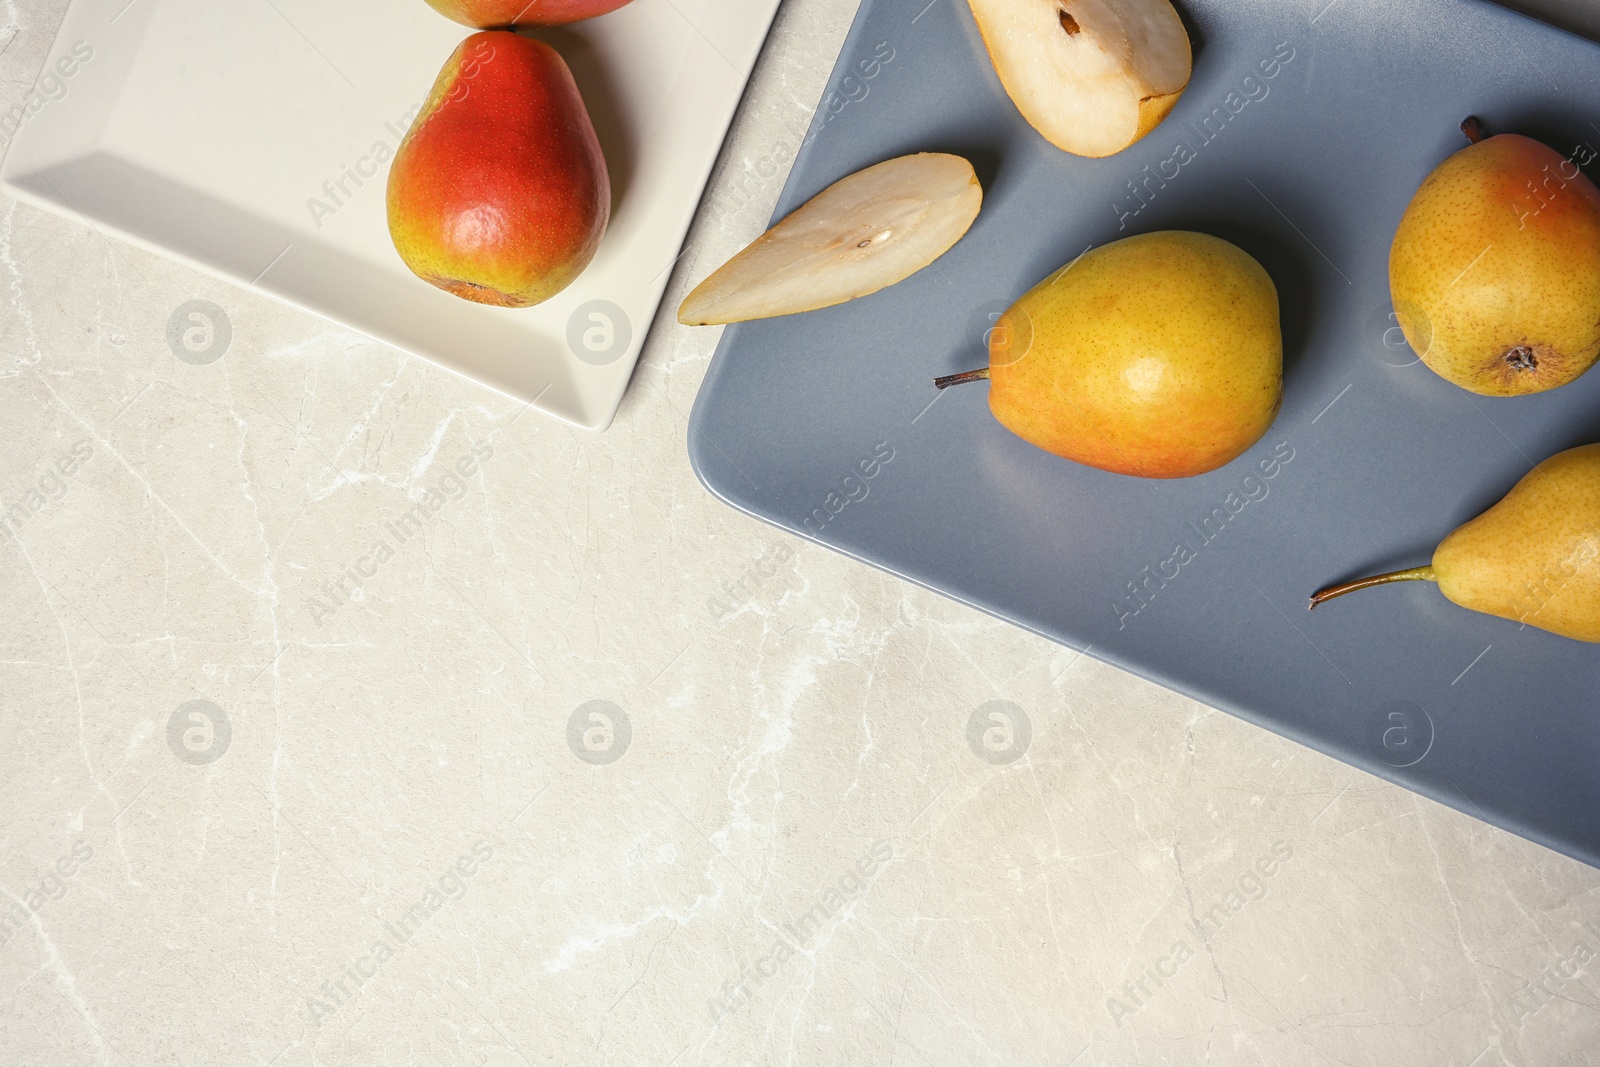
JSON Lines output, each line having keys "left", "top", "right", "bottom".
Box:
{"left": 0, "top": 0, "right": 784, "bottom": 432}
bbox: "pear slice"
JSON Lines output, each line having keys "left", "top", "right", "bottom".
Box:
{"left": 678, "top": 153, "right": 982, "bottom": 326}
{"left": 966, "top": 0, "right": 1192, "bottom": 158}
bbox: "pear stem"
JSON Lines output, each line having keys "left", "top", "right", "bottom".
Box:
{"left": 1461, "top": 116, "right": 1487, "bottom": 144}
{"left": 1308, "top": 566, "right": 1437, "bottom": 610}
{"left": 934, "top": 367, "right": 990, "bottom": 390}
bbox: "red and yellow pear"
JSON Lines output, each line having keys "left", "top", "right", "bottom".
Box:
{"left": 387, "top": 31, "right": 610, "bottom": 308}
{"left": 1390, "top": 118, "right": 1600, "bottom": 395}
{"left": 421, "top": 0, "right": 634, "bottom": 27}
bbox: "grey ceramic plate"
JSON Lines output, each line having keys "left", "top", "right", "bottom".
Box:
{"left": 688, "top": 0, "right": 1600, "bottom": 868}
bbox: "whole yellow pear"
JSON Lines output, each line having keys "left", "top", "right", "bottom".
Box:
{"left": 1311, "top": 444, "right": 1600, "bottom": 642}
{"left": 937, "top": 231, "right": 1282, "bottom": 479}
{"left": 1390, "top": 120, "right": 1600, "bottom": 395}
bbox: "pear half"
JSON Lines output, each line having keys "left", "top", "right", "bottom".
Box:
{"left": 966, "top": 0, "right": 1192, "bottom": 158}
{"left": 678, "top": 153, "right": 982, "bottom": 326}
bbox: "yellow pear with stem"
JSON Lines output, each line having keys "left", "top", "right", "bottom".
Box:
{"left": 1310, "top": 444, "right": 1600, "bottom": 641}
{"left": 934, "top": 231, "right": 1282, "bottom": 479}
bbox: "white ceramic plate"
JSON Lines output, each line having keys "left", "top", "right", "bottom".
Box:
{"left": 0, "top": 0, "right": 781, "bottom": 429}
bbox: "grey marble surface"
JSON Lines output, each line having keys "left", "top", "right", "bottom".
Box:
{"left": 3, "top": 0, "right": 1600, "bottom": 1064}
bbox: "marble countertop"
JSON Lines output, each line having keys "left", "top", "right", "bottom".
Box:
{"left": 4, "top": 0, "right": 1600, "bottom": 1064}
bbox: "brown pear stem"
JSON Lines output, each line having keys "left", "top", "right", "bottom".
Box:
{"left": 934, "top": 367, "right": 991, "bottom": 389}
{"left": 1461, "top": 116, "right": 1487, "bottom": 144}
{"left": 1309, "top": 566, "right": 1437, "bottom": 610}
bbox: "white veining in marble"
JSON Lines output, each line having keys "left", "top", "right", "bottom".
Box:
{"left": 3, "top": 0, "right": 1600, "bottom": 1064}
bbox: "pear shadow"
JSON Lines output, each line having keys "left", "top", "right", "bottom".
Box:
{"left": 1444, "top": 345, "right": 1600, "bottom": 517}
{"left": 520, "top": 26, "right": 635, "bottom": 216}
{"left": 1448, "top": 390, "right": 1600, "bottom": 537}
{"left": 926, "top": 142, "right": 1003, "bottom": 201}
{"left": 1487, "top": 0, "right": 1600, "bottom": 46}
{"left": 1552, "top": 387, "right": 1600, "bottom": 452}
